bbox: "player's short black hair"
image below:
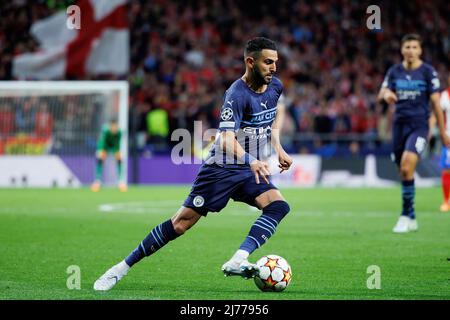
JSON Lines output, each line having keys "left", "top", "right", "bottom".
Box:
{"left": 244, "top": 37, "right": 277, "bottom": 58}
{"left": 401, "top": 34, "right": 422, "bottom": 46}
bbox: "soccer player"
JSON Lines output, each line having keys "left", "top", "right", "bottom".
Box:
{"left": 377, "top": 34, "right": 450, "bottom": 233}
{"left": 439, "top": 75, "right": 450, "bottom": 212}
{"left": 93, "top": 37, "right": 293, "bottom": 291}
{"left": 90, "top": 119, "right": 127, "bottom": 192}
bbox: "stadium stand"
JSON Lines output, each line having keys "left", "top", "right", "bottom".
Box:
{"left": 1, "top": 0, "right": 449, "bottom": 157}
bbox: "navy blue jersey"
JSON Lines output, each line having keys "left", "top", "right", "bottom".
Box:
{"left": 381, "top": 62, "right": 440, "bottom": 123}
{"left": 205, "top": 76, "right": 283, "bottom": 167}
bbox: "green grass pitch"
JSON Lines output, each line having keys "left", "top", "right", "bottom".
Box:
{"left": 0, "top": 186, "right": 449, "bottom": 300}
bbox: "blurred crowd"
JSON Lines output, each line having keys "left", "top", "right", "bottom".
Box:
{"left": 1, "top": 0, "right": 450, "bottom": 156}
{"left": 0, "top": 95, "right": 105, "bottom": 155}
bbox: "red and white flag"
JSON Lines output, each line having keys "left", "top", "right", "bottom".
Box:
{"left": 13, "top": 0, "right": 129, "bottom": 79}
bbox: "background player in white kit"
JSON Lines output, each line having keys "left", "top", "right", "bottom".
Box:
{"left": 438, "top": 75, "right": 450, "bottom": 212}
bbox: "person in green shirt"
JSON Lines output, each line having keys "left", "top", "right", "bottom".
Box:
{"left": 91, "top": 120, "right": 127, "bottom": 192}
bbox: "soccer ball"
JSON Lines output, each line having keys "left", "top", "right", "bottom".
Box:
{"left": 254, "top": 254, "right": 292, "bottom": 292}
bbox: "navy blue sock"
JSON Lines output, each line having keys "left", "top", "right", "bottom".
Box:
{"left": 125, "top": 219, "right": 180, "bottom": 267}
{"left": 401, "top": 179, "right": 415, "bottom": 219}
{"left": 240, "top": 201, "right": 290, "bottom": 254}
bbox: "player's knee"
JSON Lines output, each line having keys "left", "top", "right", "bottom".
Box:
{"left": 172, "top": 222, "right": 186, "bottom": 235}
{"left": 399, "top": 163, "right": 412, "bottom": 179}
{"left": 172, "top": 221, "right": 191, "bottom": 235}
{"left": 263, "top": 200, "right": 290, "bottom": 220}
{"left": 172, "top": 217, "right": 197, "bottom": 235}
{"left": 399, "top": 169, "right": 408, "bottom": 180}
{"left": 171, "top": 207, "right": 202, "bottom": 235}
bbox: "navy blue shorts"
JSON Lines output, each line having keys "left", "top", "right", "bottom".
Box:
{"left": 183, "top": 164, "right": 278, "bottom": 216}
{"left": 392, "top": 122, "right": 428, "bottom": 166}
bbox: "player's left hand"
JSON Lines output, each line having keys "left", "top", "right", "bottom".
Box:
{"left": 278, "top": 149, "right": 293, "bottom": 173}
{"left": 441, "top": 133, "right": 450, "bottom": 147}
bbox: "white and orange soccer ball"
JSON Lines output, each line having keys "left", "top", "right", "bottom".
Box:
{"left": 254, "top": 254, "right": 292, "bottom": 292}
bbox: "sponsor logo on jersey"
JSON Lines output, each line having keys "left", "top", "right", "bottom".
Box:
{"left": 395, "top": 79, "right": 427, "bottom": 100}
{"left": 395, "top": 79, "right": 426, "bottom": 91}
{"left": 242, "top": 126, "right": 272, "bottom": 140}
{"left": 245, "top": 108, "right": 277, "bottom": 124}
{"left": 243, "top": 126, "right": 272, "bottom": 135}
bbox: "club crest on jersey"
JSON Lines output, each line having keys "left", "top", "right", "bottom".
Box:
{"left": 193, "top": 195, "right": 205, "bottom": 207}
{"left": 221, "top": 107, "right": 234, "bottom": 121}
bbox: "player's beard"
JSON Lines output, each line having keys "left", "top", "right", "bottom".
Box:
{"left": 252, "top": 65, "right": 272, "bottom": 85}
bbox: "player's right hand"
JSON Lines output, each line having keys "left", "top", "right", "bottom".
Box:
{"left": 383, "top": 90, "right": 398, "bottom": 104}
{"left": 250, "top": 160, "right": 271, "bottom": 184}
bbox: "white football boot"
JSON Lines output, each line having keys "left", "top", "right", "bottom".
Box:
{"left": 221, "top": 259, "right": 259, "bottom": 279}
{"left": 392, "top": 216, "right": 419, "bottom": 233}
{"left": 93, "top": 261, "right": 129, "bottom": 291}
{"left": 392, "top": 216, "right": 412, "bottom": 233}
{"left": 408, "top": 218, "right": 418, "bottom": 232}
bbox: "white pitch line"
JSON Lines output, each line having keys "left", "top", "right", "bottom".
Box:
{"left": 97, "top": 201, "right": 439, "bottom": 219}
{"left": 98, "top": 201, "right": 180, "bottom": 214}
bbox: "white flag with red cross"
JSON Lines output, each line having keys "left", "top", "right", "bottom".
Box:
{"left": 13, "top": 0, "right": 128, "bottom": 79}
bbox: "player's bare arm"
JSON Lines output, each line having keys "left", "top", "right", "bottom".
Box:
{"left": 220, "top": 130, "right": 271, "bottom": 184}
{"left": 428, "top": 114, "right": 436, "bottom": 141}
{"left": 271, "top": 101, "right": 292, "bottom": 173}
{"left": 430, "top": 92, "right": 450, "bottom": 147}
